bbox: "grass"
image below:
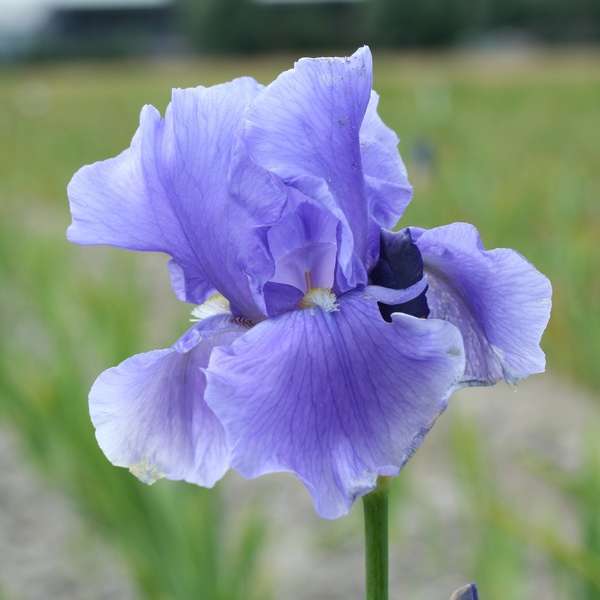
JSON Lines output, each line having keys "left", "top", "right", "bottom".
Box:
{"left": 0, "top": 49, "right": 598, "bottom": 598}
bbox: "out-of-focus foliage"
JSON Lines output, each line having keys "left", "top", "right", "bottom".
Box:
{"left": 369, "top": 0, "right": 483, "bottom": 47}
{"left": 449, "top": 415, "right": 600, "bottom": 599}
{"left": 177, "top": 0, "right": 369, "bottom": 53}
{"left": 13, "top": 0, "right": 600, "bottom": 61}
{"left": 177, "top": 0, "right": 600, "bottom": 53}
{"left": 369, "top": 0, "right": 600, "bottom": 47}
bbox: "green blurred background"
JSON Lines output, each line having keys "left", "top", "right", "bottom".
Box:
{"left": 1, "top": 1, "right": 600, "bottom": 599}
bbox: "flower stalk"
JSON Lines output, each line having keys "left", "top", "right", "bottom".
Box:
{"left": 363, "top": 477, "right": 390, "bottom": 600}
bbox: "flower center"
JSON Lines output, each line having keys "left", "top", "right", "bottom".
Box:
{"left": 300, "top": 288, "right": 339, "bottom": 312}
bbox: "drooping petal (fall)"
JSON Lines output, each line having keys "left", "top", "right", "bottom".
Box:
{"left": 90, "top": 315, "right": 246, "bottom": 487}
{"left": 205, "top": 292, "right": 464, "bottom": 519}
{"left": 412, "top": 223, "right": 552, "bottom": 385}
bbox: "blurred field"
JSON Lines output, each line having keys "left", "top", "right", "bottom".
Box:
{"left": 0, "top": 49, "right": 599, "bottom": 599}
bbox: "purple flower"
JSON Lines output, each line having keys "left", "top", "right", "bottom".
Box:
{"left": 67, "top": 47, "right": 551, "bottom": 519}
{"left": 450, "top": 583, "right": 479, "bottom": 600}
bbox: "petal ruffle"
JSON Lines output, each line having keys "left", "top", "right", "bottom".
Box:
{"left": 68, "top": 78, "right": 282, "bottom": 319}
{"left": 205, "top": 292, "right": 465, "bottom": 519}
{"left": 360, "top": 91, "right": 413, "bottom": 229}
{"left": 90, "top": 315, "right": 246, "bottom": 487}
{"left": 244, "top": 46, "right": 373, "bottom": 282}
{"left": 412, "top": 223, "right": 552, "bottom": 385}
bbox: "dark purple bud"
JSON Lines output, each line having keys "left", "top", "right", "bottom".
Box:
{"left": 370, "top": 229, "right": 429, "bottom": 321}
{"left": 449, "top": 583, "right": 479, "bottom": 600}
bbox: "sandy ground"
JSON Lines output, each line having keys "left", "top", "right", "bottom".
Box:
{"left": 0, "top": 429, "right": 137, "bottom": 600}
{"left": 0, "top": 373, "right": 597, "bottom": 599}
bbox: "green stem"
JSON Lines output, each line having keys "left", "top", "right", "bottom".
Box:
{"left": 362, "top": 477, "right": 390, "bottom": 600}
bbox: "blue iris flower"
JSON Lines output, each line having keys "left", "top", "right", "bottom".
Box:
{"left": 67, "top": 47, "right": 551, "bottom": 519}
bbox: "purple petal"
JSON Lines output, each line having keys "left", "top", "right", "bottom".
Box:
{"left": 360, "top": 91, "right": 413, "bottom": 228}
{"left": 68, "top": 78, "right": 281, "bottom": 318}
{"left": 276, "top": 174, "right": 368, "bottom": 295}
{"left": 90, "top": 315, "right": 247, "bottom": 487}
{"left": 261, "top": 195, "right": 344, "bottom": 316}
{"left": 268, "top": 202, "right": 338, "bottom": 293}
{"left": 263, "top": 282, "right": 305, "bottom": 317}
{"left": 365, "top": 277, "right": 428, "bottom": 305}
{"left": 205, "top": 292, "right": 465, "bottom": 519}
{"left": 244, "top": 46, "right": 373, "bottom": 279}
{"left": 168, "top": 258, "right": 214, "bottom": 304}
{"left": 412, "top": 223, "right": 552, "bottom": 385}
{"left": 450, "top": 584, "right": 479, "bottom": 600}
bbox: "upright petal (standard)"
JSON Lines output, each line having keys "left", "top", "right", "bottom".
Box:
{"left": 360, "top": 91, "right": 413, "bottom": 230}
{"left": 68, "top": 78, "right": 284, "bottom": 318}
{"left": 244, "top": 47, "right": 374, "bottom": 289}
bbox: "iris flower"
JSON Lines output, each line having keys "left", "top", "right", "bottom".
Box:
{"left": 67, "top": 47, "right": 551, "bottom": 519}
